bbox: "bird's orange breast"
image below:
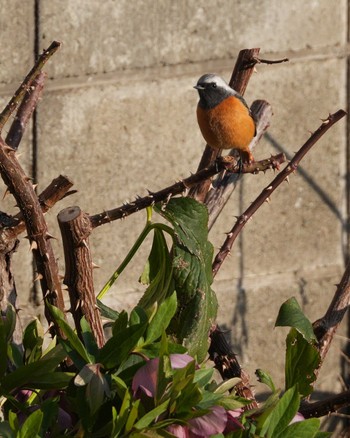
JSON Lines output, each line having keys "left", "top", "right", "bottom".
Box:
{"left": 197, "top": 96, "right": 255, "bottom": 152}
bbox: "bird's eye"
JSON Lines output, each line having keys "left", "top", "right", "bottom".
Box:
{"left": 212, "top": 83, "right": 217, "bottom": 88}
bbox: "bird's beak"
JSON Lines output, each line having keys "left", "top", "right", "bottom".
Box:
{"left": 193, "top": 84, "right": 205, "bottom": 90}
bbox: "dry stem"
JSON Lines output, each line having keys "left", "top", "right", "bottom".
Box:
{"left": 0, "top": 41, "right": 61, "bottom": 132}
{"left": 212, "top": 110, "right": 347, "bottom": 277}
{"left": 58, "top": 206, "right": 105, "bottom": 348}
{"left": 5, "top": 72, "right": 46, "bottom": 150}
{"left": 0, "top": 136, "right": 66, "bottom": 336}
{"left": 90, "top": 154, "right": 285, "bottom": 229}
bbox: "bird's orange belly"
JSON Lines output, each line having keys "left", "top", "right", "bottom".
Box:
{"left": 197, "top": 96, "right": 255, "bottom": 151}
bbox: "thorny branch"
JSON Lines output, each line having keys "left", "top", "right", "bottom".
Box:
{"left": 299, "top": 389, "right": 350, "bottom": 418}
{"left": 0, "top": 41, "right": 61, "bottom": 132}
{"left": 89, "top": 153, "right": 285, "bottom": 229}
{"left": 212, "top": 110, "right": 347, "bottom": 277}
{"left": 5, "top": 72, "right": 46, "bottom": 150}
{"left": 313, "top": 256, "right": 350, "bottom": 373}
{"left": 0, "top": 137, "right": 66, "bottom": 336}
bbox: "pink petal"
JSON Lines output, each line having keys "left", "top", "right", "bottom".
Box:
{"left": 132, "top": 354, "right": 194, "bottom": 398}
{"left": 169, "top": 354, "right": 194, "bottom": 369}
{"left": 132, "top": 358, "right": 159, "bottom": 397}
{"left": 167, "top": 424, "right": 190, "bottom": 437}
{"left": 225, "top": 409, "right": 244, "bottom": 432}
{"left": 290, "top": 412, "right": 305, "bottom": 424}
{"left": 189, "top": 406, "right": 227, "bottom": 436}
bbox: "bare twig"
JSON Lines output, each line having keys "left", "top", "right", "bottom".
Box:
{"left": 0, "top": 136, "right": 66, "bottom": 336}
{"left": 89, "top": 154, "right": 285, "bottom": 229}
{"left": 10, "top": 174, "right": 75, "bottom": 236}
{"left": 5, "top": 72, "right": 46, "bottom": 149}
{"left": 313, "top": 257, "right": 350, "bottom": 370}
{"left": 58, "top": 206, "right": 105, "bottom": 348}
{"left": 299, "top": 389, "right": 350, "bottom": 418}
{"left": 0, "top": 41, "right": 61, "bottom": 132}
{"left": 252, "top": 56, "right": 289, "bottom": 66}
{"left": 189, "top": 48, "right": 261, "bottom": 202}
{"left": 212, "top": 110, "right": 347, "bottom": 277}
{"left": 209, "top": 325, "right": 258, "bottom": 408}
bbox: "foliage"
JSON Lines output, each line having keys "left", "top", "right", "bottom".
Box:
{"left": 0, "top": 198, "right": 329, "bottom": 436}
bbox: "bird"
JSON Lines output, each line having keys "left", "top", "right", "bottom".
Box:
{"left": 194, "top": 73, "right": 256, "bottom": 163}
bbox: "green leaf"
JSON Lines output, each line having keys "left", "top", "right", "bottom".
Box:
{"left": 259, "top": 385, "right": 300, "bottom": 438}
{"left": 130, "top": 306, "right": 148, "bottom": 327}
{"left": 47, "top": 303, "right": 90, "bottom": 365}
{"left": 213, "top": 377, "right": 242, "bottom": 394}
{"left": 280, "top": 418, "right": 323, "bottom": 438}
{"left": 0, "top": 313, "right": 8, "bottom": 380}
{"left": 97, "top": 299, "right": 120, "bottom": 321}
{"left": 193, "top": 367, "right": 214, "bottom": 387}
{"left": 80, "top": 317, "right": 98, "bottom": 361}
{"left": 138, "top": 227, "right": 174, "bottom": 310}
{"left": 134, "top": 399, "right": 170, "bottom": 430}
{"left": 2, "top": 305, "right": 16, "bottom": 341}
{"left": 275, "top": 297, "right": 316, "bottom": 342}
{"left": 0, "top": 345, "right": 67, "bottom": 393}
{"left": 23, "top": 319, "right": 44, "bottom": 364}
{"left": 18, "top": 409, "right": 43, "bottom": 438}
{"left": 99, "top": 322, "right": 147, "bottom": 369}
{"left": 285, "top": 328, "right": 320, "bottom": 397}
{"left": 157, "top": 198, "right": 218, "bottom": 362}
{"left": 112, "top": 310, "right": 129, "bottom": 337}
{"left": 256, "top": 369, "right": 276, "bottom": 392}
{"left": 145, "top": 292, "right": 177, "bottom": 343}
{"left": 0, "top": 422, "right": 14, "bottom": 438}
{"left": 125, "top": 399, "right": 141, "bottom": 432}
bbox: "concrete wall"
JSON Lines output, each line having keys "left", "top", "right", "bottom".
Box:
{"left": 0, "top": 0, "right": 348, "bottom": 416}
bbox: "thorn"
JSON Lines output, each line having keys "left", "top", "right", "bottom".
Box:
{"left": 46, "top": 232, "right": 57, "bottom": 240}
{"left": 32, "top": 184, "right": 38, "bottom": 190}
{"left": 92, "top": 262, "right": 100, "bottom": 269}
{"left": 2, "top": 188, "right": 10, "bottom": 199}
{"left": 15, "top": 152, "right": 23, "bottom": 159}
{"left": 59, "top": 274, "right": 65, "bottom": 281}
{"left": 284, "top": 176, "right": 290, "bottom": 184}
{"left": 24, "top": 176, "right": 33, "bottom": 182}
{"left": 265, "top": 197, "right": 271, "bottom": 203}
{"left": 30, "top": 240, "right": 38, "bottom": 251}
{"left": 3, "top": 145, "right": 14, "bottom": 153}
{"left": 266, "top": 186, "right": 273, "bottom": 191}
{"left": 33, "top": 272, "right": 43, "bottom": 282}
{"left": 81, "top": 239, "right": 89, "bottom": 248}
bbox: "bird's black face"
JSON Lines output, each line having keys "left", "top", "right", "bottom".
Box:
{"left": 194, "top": 74, "right": 234, "bottom": 110}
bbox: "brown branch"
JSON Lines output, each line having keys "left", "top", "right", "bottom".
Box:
{"left": 212, "top": 109, "right": 347, "bottom": 277}
{"left": 206, "top": 99, "right": 273, "bottom": 230}
{"left": 10, "top": 174, "right": 75, "bottom": 236}
{"left": 58, "top": 206, "right": 105, "bottom": 348}
{"left": 0, "top": 41, "right": 61, "bottom": 132}
{"left": 0, "top": 136, "right": 66, "bottom": 336}
{"left": 5, "top": 72, "right": 46, "bottom": 150}
{"left": 89, "top": 154, "right": 285, "bottom": 229}
{"left": 189, "top": 48, "right": 261, "bottom": 202}
{"left": 252, "top": 56, "right": 289, "bottom": 66}
{"left": 209, "top": 325, "right": 258, "bottom": 409}
{"left": 299, "top": 390, "right": 350, "bottom": 418}
{"left": 312, "top": 257, "right": 350, "bottom": 370}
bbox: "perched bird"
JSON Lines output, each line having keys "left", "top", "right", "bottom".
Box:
{"left": 194, "top": 73, "right": 256, "bottom": 163}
